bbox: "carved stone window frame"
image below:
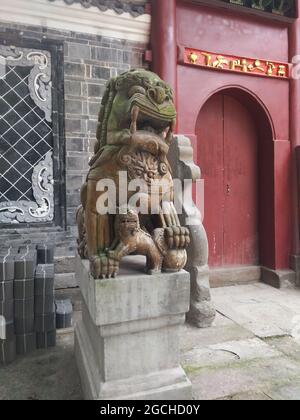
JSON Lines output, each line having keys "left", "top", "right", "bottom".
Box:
{"left": 0, "top": 36, "right": 65, "bottom": 229}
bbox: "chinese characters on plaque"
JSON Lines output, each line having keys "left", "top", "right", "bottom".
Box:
{"left": 184, "top": 48, "right": 289, "bottom": 79}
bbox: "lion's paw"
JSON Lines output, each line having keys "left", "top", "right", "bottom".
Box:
{"left": 164, "top": 226, "right": 190, "bottom": 249}
{"left": 90, "top": 253, "right": 119, "bottom": 279}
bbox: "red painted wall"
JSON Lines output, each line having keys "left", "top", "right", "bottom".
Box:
{"left": 176, "top": 1, "right": 292, "bottom": 270}
{"left": 177, "top": 2, "right": 289, "bottom": 62}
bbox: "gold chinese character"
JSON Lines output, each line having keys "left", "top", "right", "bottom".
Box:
{"left": 278, "top": 65, "right": 286, "bottom": 77}
{"left": 201, "top": 52, "right": 212, "bottom": 66}
{"left": 248, "top": 59, "right": 265, "bottom": 73}
{"left": 230, "top": 59, "right": 248, "bottom": 72}
{"left": 266, "top": 62, "right": 275, "bottom": 76}
{"left": 188, "top": 52, "right": 198, "bottom": 64}
{"left": 213, "top": 55, "right": 229, "bottom": 69}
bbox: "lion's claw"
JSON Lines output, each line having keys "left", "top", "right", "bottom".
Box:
{"left": 164, "top": 226, "right": 190, "bottom": 250}
{"left": 90, "top": 252, "right": 120, "bottom": 279}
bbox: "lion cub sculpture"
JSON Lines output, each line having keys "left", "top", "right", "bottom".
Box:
{"left": 77, "top": 69, "right": 190, "bottom": 279}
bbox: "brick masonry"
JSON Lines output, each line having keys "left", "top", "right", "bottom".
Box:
{"left": 0, "top": 22, "right": 148, "bottom": 232}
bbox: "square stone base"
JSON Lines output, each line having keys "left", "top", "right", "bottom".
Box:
{"left": 75, "top": 256, "right": 192, "bottom": 400}
{"left": 75, "top": 320, "right": 192, "bottom": 400}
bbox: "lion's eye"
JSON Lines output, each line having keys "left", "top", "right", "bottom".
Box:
{"left": 128, "top": 85, "right": 146, "bottom": 97}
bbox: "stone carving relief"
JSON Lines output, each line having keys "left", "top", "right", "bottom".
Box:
{"left": 77, "top": 69, "right": 190, "bottom": 278}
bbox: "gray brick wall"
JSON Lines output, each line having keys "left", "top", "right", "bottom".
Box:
{"left": 64, "top": 35, "right": 147, "bottom": 227}
{"left": 0, "top": 22, "right": 148, "bottom": 231}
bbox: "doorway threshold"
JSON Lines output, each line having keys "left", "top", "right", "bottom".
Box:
{"left": 210, "top": 266, "right": 261, "bottom": 288}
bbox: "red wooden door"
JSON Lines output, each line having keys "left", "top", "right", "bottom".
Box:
{"left": 196, "top": 94, "right": 259, "bottom": 267}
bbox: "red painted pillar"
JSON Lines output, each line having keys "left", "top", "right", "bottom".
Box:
{"left": 151, "top": 0, "right": 177, "bottom": 106}
{"left": 289, "top": 0, "right": 300, "bottom": 257}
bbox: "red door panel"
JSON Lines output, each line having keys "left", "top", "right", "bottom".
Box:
{"left": 223, "top": 95, "right": 259, "bottom": 266}
{"left": 196, "top": 94, "right": 224, "bottom": 267}
{"left": 197, "top": 93, "right": 259, "bottom": 267}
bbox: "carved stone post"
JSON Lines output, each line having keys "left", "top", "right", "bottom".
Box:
{"left": 168, "top": 135, "right": 216, "bottom": 328}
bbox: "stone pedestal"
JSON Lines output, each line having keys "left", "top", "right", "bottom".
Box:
{"left": 75, "top": 256, "right": 192, "bottom": 400}
{"left": 261, "top": 266, "right": 296, "bottom": 289}
{"left": 290, "top": 255, "right": 300, "bottom": 287}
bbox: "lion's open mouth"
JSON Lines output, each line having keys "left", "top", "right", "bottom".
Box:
{"left": 127, "top": 93, "right": 176, "bottom": 137}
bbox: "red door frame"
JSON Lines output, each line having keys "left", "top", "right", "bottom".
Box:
{"left": 181, "top": 82, "right": 291, "bottom": 271}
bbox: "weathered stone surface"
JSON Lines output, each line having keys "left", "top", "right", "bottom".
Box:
{"left": 75, "top": 256, "right": 192, "bottom": 400}
{"left": 267, "top": 381, "right": 300, "bottom": 400}
{"left": 180, "top": 320, "right": 254, "bottom": 351}
{"left": 182, "top": 338, "right": 281, "bottom": 370}
{"left": 265, "top": 336, "right": 300, "bottom": 360}
{"left": 189, "top": 357, "right": 300, "bottom": 400}
{"left": 290, "top": 254, "right": 300, "bottom": 287}
{"left": 261, "top": 267, "right": 296, "bottom": 289}
{"left": 219, "top": 391, "right": 272, "bottom": 400}
{"left": 210, "top": 266, "right": 261, "bottom": 288}
{"left": 77, "top": 256, "right": 190, "bottom": 326}
{"left": 211, "top": 283, "right": 300, "bottom": 338}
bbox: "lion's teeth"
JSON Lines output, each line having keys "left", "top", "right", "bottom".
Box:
{"left": 130, "top": 105, "right": 140, "bottom": 133}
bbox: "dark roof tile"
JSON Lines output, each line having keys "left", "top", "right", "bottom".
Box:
{"left": 47, "top": 0, "right": 149, "bottom": 17}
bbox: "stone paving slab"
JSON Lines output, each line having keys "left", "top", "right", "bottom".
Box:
{"left": 266, "top": 381, "right": 300, "bottom": 400}
{"left": 189, "top": 356, "right": 300, "bottom": 400}
{"left": 182, "top": 338, "right": 281, "bottom": 369}
{"left": 219, "top": 391, "right": 272, "bottom": 400}
{"left": 211, "top": 284, "right": 300, "bottom": 338}
{"left": 264, "top": 336, "right": 300, "bottom": 361}
{"left": 180, "top": 322, "right": 255, "bottom": 351}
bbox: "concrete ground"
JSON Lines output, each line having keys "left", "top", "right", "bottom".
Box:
{"left": 1, "top": 283, "right": 300, "bottom": 400}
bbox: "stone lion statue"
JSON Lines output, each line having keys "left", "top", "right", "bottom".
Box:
{"left": 77, "top": 69, "right": 190, "bottom": 279}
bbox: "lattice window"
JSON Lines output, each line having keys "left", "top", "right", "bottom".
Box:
{"left": 0, "top": 46, "right": 54, "bottom": 224}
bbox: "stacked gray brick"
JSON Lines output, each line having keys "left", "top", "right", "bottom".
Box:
{"left": 14, "top": 248, "right": 37, "bottom": 355}
{"left": 0, "top": 243, "right": 57, "bottom": 364}
{"left": 0, "top": 248, "right": 16, "bottom": 365}
{"left": 35, "top": 246, "right": 56, "bottom": 348}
